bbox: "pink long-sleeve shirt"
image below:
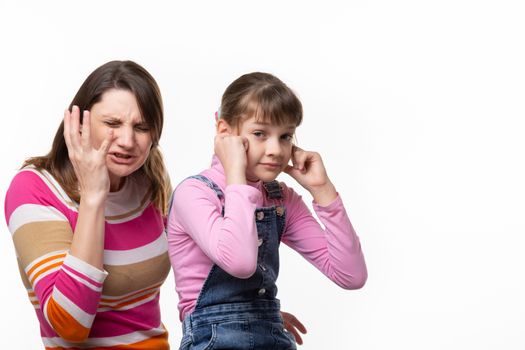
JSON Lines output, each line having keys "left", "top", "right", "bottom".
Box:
{"left": 167, "top": 155, "right": 367, "bottom": 320}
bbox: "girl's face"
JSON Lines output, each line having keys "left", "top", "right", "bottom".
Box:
{"left": 233, "top": 115, "right": 296, "bottom": 182}
{"left": 89, "top": 89, "right": 153, "bottom": 191}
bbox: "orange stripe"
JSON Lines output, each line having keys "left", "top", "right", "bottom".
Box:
{"left": 46, "top": 297, "right": 90, "bottom": 342}
{"left": 99, "top": 282, "right": 162, "bottom": 303}
{"left": 30, "top": 261, "right": 63, "bottom": 285}
{"left": 27, "top": 253, "right": 66, "bottom": 277}
{"left": 101, "top": 290, "right": 158, "bottom": 310}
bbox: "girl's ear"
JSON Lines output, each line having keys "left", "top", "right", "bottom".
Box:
{"left": 216, "top": 119, "right": 233, "bottom": 135}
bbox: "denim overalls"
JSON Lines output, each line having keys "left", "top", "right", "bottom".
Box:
{"left": 179, "top": 175, "right": 296, "bottom": 350}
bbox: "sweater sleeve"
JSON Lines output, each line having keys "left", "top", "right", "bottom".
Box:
{"left": 4, "top": 170, "right": 107, "bottom": 342}
{"left": 169, "top": 178, "right": 262, "bottom": 278}
{"left": 281, "top": 185, "right": 367, "bottom": 289}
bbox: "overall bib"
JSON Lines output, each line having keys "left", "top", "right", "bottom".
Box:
{"left": 179, "top": 175, "right": 296, "bottom": 350}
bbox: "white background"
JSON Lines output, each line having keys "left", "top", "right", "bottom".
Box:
{"left": 1, "top": 1, "right": 525, "bottom": 349}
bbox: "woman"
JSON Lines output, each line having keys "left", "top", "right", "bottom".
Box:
{"left": 4, "top": 60, "right": 305, "bottom": 349}
{"left": 5, "top": 60, "right": 171, "bottom": 349}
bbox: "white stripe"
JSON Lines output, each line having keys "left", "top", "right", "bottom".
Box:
{"left": 103, "top": 232, "right": 167, "bottom": 266}
{"left": 62, "top": 267, "right": 103, "bottom": 293}
{"left": 25, "top": 250, "right": 66, "bottom": 274}
{"left": 21, "top": 168, "right": 79, "bottom": 211}
{"left": 32, "top": 266, "right": 61, "bottom": 288}
{"left": 106, "top": 205, "right": 147, "bottom": 224}
{"left": 8, "top": 203, "right": 68, "bottom": 235}
{"left": 42, "top": 326, "right": 166, "bottom": 348}
{"left": 26, "top": 251, "right": 66, "bottom": 281}
{"left": 63, "top": 253, "right": 108, "bottom": 282}
{"left": 50, "top": 288, "right": 95, "bottom": 328}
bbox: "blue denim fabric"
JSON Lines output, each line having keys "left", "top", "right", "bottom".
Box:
{"left": 179, "top": 175, "right": 296, "bottom": 350}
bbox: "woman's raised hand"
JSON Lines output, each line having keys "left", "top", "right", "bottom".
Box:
{"left": 63, "top": 105, "right": 114, "bottom": 203}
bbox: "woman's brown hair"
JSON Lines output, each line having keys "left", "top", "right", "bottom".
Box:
{"left": 24, "top": 60, "right": 171, "bottom": 215}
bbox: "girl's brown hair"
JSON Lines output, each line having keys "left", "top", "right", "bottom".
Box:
{"left": 219, "top": 72, "right": 303, "bottom": 128}
{"left": 24, "top": 60, "right": 171, "bottom": 215}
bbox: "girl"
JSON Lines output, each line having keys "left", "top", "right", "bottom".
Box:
{"left": 167, "top": 72, "right": 367, "bottom": 349}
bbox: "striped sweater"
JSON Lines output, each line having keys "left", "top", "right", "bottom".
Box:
{"left": 4, "top": 167, "right": 171, "bottom": 349}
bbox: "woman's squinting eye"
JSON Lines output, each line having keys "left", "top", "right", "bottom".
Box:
{"left": 135, "top": 124, "right": 150, "bottom": 132}
{"left": 104, "top": 120, "right": 119, "bottom": 127}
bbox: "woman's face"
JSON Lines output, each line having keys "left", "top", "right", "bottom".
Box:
{"left": 89, "top": 89, "right": 153, "bottom": 191}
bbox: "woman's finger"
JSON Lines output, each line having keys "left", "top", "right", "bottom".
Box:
{"left": 63, "top": 109, "right": 72, "bottom": 150}
{"left": 98, "top": 129, "right": 114, "bottom": 155}
{"left": 80, "top": 110, "right": 91, "bottom": 149}
{"left": 69, "top": 105, "right": 81, "bottom": 149}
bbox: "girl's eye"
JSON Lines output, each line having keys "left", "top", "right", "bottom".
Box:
{"left": 281, "top": 134, "right": 293, "bottom": 142}
{"left": 253, "top": 131, "right": 265, "bottom": 138}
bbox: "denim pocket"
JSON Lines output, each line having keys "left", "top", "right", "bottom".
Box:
{"left": 193, "top": 320, "right": 251, "bottom": 350}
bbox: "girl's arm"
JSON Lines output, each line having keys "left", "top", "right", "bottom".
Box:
{"left": 169, "top": 178, "right": 261, "bottom": 278}
{"left": 282, "top": 147, "right": 367, "bottom": 289}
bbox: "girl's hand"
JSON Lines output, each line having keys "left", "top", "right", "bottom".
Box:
{"left": 284, "top": 146, "right": 338, "bottom": 206}
{"left": 63, "top": 105, "right": 114, "bottom": 204}
{"left": 214, "top": 133, "right": 249, "bottom": 185}
{"left": 281, "top": 311, "right": 307, "bottom": 345}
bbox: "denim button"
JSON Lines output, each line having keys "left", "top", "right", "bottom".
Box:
{"left": 276, "top": 206, "right": 284, "bottom": 216}
{"left": 256, "top": 211, "right": 265, "bottom": 220}
{"left": 258, "top": 288, "right": 266, "bottom": 296}
{"left": 258, "top": 238, "right": 263, "bottom": 246}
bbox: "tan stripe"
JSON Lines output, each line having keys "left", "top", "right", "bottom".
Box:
{"left": 105, "top": 189, "right": 152, "bottom": 221}
{"left": 102, "top": 252, "right": 170, "bottom": 296}
{"left": 12, "top": 221, "right": 73, "bottom": 269}
{"left": 17, "top": 259, "right": 32, "bottom": 289}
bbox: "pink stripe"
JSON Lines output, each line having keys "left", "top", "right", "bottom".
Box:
{"left": 5, "top": 170, "right": 74, "bottom": 222}
{"left": 89, "top": 294, "right": 161, "bottom": 337}
{"left": 104, "top": 205, "right": 164, "bottom": 250}
{"left": 54, "top": 269, "right": 101, "bottom": 315}
{"left": 62, "top": 263, "right": 104, "bottom": 288}
{"left": 36, "top": 310, "right": 59, "bottom": 337}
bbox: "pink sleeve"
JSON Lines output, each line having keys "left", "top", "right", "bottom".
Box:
{"left": 282, "top": 186, "right": 367, "bottom": 289}
{"left": 170, "top": 179, "right": 262, "bottom": 278}
{"left": 5, "top": 171, "right": 107, "bottom": 342}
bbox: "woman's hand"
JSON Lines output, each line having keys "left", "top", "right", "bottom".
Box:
{"left": 284, "top": 146, "right": 337, "bottom": 206}
{"left": 281, "top": 311, "right": 307, "bottom": 345}
{"left": 63, "top": 105, "right": 114, "bottom": 204}
{"left": 214, "top": 133, "right": 249, "bottom": 185}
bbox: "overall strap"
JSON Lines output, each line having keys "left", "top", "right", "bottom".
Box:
{"left": 187, "top": 175, "right": 224, "bottom": 199}
{"left": 262, "top": 180, "right": 283, "bottom": 199}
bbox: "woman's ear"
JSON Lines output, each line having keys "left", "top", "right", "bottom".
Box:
{"left": 216, "top": 119, "right": 233, "bottom": 135}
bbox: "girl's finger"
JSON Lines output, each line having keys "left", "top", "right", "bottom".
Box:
{"left": 241, "top": 136, "right": 249, "bottom": 151}
{"left": 80, "top": 110, "right": 91, "bottom": 148}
